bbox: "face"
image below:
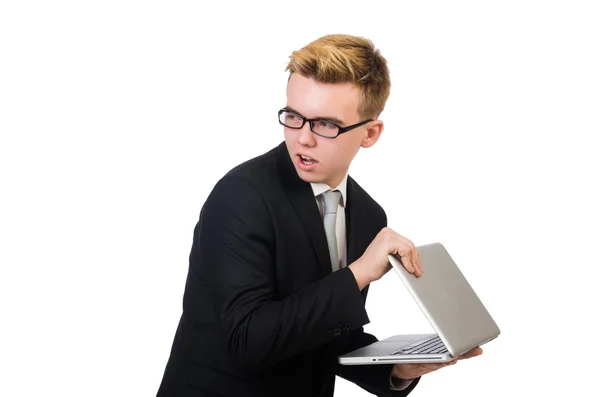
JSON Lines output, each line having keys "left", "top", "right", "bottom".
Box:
{"left": 283, "top": 73, "right": 384, "bottom": 188}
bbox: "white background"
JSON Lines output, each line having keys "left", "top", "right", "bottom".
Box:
{"left": 1, "top": 1, "right": 599, "bottom": 396}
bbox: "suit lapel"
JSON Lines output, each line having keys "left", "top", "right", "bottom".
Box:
{"left": 346, "top": 176, "right": 371, "bottom": 276}
{"left": 276, "top": 143, "right": 332, "bottom": 277}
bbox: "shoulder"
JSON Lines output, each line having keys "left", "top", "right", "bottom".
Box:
{"left": 220, "top": 145, "right": 280, "bottom": 190}
{"left": 204, "top": 145, "right": 281, "bottom": 210}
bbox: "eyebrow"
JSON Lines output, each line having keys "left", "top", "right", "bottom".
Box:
{"left": 283, "top": 106, "right": 346, "bottom": 126}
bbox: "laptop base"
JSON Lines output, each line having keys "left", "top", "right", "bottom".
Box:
{"left": 338, "top": 333, "right": 454, "bottom": 365}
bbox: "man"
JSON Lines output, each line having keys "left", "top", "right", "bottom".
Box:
{"left": 157, "top": 34, "right": 482, "bottom": 397}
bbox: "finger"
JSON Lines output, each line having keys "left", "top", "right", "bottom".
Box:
{"left": 425, "top": 362, "right": 452, "bottom": 371}
{"left": 414, "top": 248, "right": 423, "bottom": 277}
{"left": 423, "top": 361, "right": 455, "bottom": 374}
{"left": 391, "top": 233, "right": 417, "bottom": 274}
{"left": 458, "top": 346, "right": 483, "bottom": 360}
{"left": 397, "top": 361, "right": 455, "bottom": 379}
{"left": 404, "top": 239, "right": 420, "bottom": 276}
{"left": 399, "top": 252, "right": 416, "bottom": 274}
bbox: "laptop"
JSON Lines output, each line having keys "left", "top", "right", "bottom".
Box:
{"left": 338, "top": 242, "right": 500, "bottom": 365}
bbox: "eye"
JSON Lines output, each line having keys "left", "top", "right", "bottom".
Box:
{"left": 285, "top": 113, "right": 300, "bottom": 121}
{"left": 317, "top": 120, "right": 337, "bottom": 129}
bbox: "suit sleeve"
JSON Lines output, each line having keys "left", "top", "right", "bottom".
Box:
{"left": 336, "top": 327, "right": 420, "bottom": 396}
{"left": 189, "top": 175, "right": 371, "bottom": 370}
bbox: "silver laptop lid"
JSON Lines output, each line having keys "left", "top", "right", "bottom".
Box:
{"left": 389, "top": 242, "right": 500, "bottom": 357}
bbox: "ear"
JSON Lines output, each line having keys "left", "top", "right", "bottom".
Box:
{"left": 361, "top": 120, "right": 384, "bottom": 149}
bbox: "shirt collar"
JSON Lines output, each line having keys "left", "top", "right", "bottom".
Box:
{"left": 310, "top": 174, "right": 348, "bottom": 208}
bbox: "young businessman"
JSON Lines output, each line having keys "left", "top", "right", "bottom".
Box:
{"left": 157, "top": 34, "right": 482, "bottom": 397}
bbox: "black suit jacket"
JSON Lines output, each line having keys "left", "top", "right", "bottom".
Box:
{"left": 157, "top": 143, "right": 419, "bottom": 396}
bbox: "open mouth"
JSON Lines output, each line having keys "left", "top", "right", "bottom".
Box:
{"left": 299, "top": 155, "right": 317, "bottom": 165}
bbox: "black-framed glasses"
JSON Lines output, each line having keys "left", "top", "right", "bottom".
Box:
{"left": 278, "top": 108, "right": 373, "bottom": 139}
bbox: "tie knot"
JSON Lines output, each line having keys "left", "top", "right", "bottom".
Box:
{"left": 322, "top": 190, "right": 341, "bottom": 215}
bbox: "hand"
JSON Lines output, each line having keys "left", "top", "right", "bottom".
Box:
{"left": 349, "top": 227, "right": 423, "bottom": 290}
{"left": 391, "top": 347, "right": 483, "bottom": 381}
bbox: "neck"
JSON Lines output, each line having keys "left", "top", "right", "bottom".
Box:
{"left": 325, "top": 172, "right": 347, "bottom": 190}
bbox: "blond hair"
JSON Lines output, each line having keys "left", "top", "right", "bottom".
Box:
{"left": 286, "top": 34, "right": 391, "bottom": 119}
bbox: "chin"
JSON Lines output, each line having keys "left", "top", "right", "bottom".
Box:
{"left": 295, "top": 168, "right": 325, "bottom": 184}
{"left": 297, "top": 173, "right": 322, "bottom": 184}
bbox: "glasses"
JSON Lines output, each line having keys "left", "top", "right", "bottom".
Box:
{"left": 278, "top": 109, "right": 373, "bottom": 139}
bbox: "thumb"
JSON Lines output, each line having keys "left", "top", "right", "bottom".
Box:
{"left": 399, "top": 252, "right": 416, "bottom": 274}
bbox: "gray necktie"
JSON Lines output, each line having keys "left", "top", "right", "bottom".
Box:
{"left": 322, "top": 189, "right": 342, "bottom": 272}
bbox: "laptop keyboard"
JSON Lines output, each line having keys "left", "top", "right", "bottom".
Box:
{"left": 391, "top": 335, "right": 448, "bottom": 355}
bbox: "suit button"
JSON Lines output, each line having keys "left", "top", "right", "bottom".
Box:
{"left": 344, "top": 322, "right": 352, "bottom": 331}
{"left": 334, "top": 328, "right": 341, "bottom": 336}
{"left": 329, "top": 329, "right": 336, "bottom": 338}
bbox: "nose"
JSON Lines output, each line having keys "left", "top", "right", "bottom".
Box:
{"left": 297, "top": 122, "right": 316, "bottom": 147}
